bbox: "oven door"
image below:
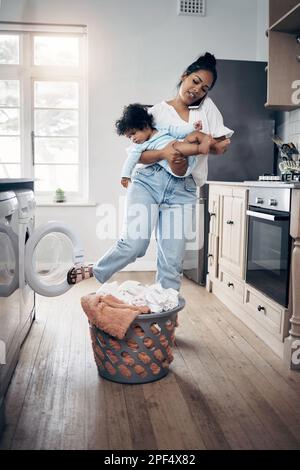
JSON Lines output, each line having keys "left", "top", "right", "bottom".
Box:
{"left": 246, "top": 206, "right": 291, "bottom": 307}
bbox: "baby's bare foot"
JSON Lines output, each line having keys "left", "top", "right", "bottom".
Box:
{"left": 212, "top": 138, "right": 231, "bottom": 154}
{"left": 198, "top": 134, "right": 212, "bottom": 154}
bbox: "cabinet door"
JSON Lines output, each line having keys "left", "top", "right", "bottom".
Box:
{"left": 267, "top": 31, "right": 300, "bottom": 109}
{"left": 219, "top": 192, "right": 233, "bottom": 266}
{"left": 219, "top": 188, "right": 247, "bottom": 279}
{"left": 230, "top": 190, "right": 247, "bottom": 278}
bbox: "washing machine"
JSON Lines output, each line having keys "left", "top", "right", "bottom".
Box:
{"left": 23, "top": 220, "right": 84, "bottom": 297}
{"left": 13, "top": 190, "right": 36, "bottom": 346}
{"left": 0, "top": 191, "right": 20, "bottom": 414}
{"left": 0, "top": 190, "right": 84, "bottom": 434}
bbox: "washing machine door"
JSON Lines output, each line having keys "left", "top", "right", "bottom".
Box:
{"left": 0, "top": 222, "right": 19, "bottom": 297}
{"left": 24, "top": 221, "right": 84, "bottom": 297}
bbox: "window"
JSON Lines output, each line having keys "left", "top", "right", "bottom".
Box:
{"left": 0, "top": 23, "right": 88, "bottom": 202}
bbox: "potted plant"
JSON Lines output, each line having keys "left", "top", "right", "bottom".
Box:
{"left": 54, "top": 187, "right": 66, "bottom": 203}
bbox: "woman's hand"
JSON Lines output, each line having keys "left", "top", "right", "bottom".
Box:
{"left": 162, "top": 141, "right": 187, "bottom": 164}
{"left": 162, "top": 141, "right": 188, "bottom": 176}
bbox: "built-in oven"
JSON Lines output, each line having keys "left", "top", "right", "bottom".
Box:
{"left": 246, "top": 187, "right": 292, "bottom": 307}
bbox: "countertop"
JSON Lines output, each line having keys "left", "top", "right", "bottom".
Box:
{"left": 0, "top": 179, "right": 34, "bottom": 192}
{"left": 207, "top": 180, "right": 300, "bottom": 189}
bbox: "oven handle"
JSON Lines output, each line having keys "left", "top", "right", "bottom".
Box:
{"left": 246, "top": 210, "right": 289, "bottom": 221}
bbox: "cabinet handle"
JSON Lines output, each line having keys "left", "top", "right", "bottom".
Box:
{"left": 257, "top": 305, "right": 265, "bottom": 312}
{"left": 209, "top": 212, "right": 216, "bottom": 217}
{"left": 226, "top": 220, "right": 234, "bottom": 225}
{"left": 207, "top": 254, "right": 213, "bottom": 258}
{"left": 227, "top": 282, "right": 234, "bottom": 287}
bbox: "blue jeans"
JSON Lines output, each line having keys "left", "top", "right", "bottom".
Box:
{"left": 93, "top": 164, "right": 197, "bottom": 291}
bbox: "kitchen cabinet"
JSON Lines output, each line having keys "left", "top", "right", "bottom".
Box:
{"left": 219, "top": 187, "right": 248, "bottom": 279}
{"left": 207, "top": 184, "right": 247, "bottom": 284}
{"left": 266, "top": 0, "right": 300, "bottom": 110}
{"left": 244, "top": 284, "right": 289, "bottom": 340}
{"left": 218, "top": 268, "right": 245, "bottom": 305}
{"left": 206, "top": 182, "right": 291, "bottom": 359}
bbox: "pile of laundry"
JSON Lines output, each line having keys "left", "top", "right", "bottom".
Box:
{"left": 96, "top": 280, "right": 179, "bottom": 313}
{"left": 81, "top": 293, "right": 150, "bottom": 340}
{"left": 81, "top": 282, "right": 179, "bottom": 340}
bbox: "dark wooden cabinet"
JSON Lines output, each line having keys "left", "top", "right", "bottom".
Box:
{"left": 266, "top": 1, "right": 300, "bottom": 110}
{"left": 269, "top": 0, "right": 299, "bottom": 26}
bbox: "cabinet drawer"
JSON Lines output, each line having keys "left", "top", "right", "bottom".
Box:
{"left": 244, "top": 286, "right": 284, "bottom": 337}
{"left": 219, "top": 270, "right": 244, "bottom": 303}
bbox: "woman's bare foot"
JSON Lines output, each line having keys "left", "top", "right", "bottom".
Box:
{"left": 67, "top": 264, "right": 94, "bottom": 285}
{"left": 197, "top": 134, "right": 213, "bottom": 154}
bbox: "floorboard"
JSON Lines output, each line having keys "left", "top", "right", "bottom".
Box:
{"left": 0, "top": 273, "right": 299, "bottom": 450}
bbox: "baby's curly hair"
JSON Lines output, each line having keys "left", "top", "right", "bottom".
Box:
{"left": 115, "top": 103, "right": 155, "bottom": 135}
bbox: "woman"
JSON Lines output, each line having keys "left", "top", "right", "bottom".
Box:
{"left": 68, "top": 52, "right": 232, "bottom": 291}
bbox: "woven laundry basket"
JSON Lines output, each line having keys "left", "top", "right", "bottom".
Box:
{"left": 89, "top": 297, "right": 185, "bottom": 384}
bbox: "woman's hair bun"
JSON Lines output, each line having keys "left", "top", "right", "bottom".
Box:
{"left": 180, "top": 51, "right": 218, "bottom": 95}
{"left": 197, "top": 52, "right": 217, "bottom": 68}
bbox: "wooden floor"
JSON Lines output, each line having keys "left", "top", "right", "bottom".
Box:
{"left": 1, "top": 272, "right": 300, "bottom": 450}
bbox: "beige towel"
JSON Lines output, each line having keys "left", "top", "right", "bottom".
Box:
{"left": 81, "top": 293, "right": 150, "bottom": 340}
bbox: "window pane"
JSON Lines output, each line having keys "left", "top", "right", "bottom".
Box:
{"left": 0, "top": 80, "right": 20, "bottom": 107}
{"left": 34, "top": 36, "right": 79, "bottom": 66}
{"left": 0, "top": 109, "right": 20, "bottom": 135}
{"left": 0, "top": 137, "right": 21, "bottom": 162}
{"left": 35, "top": 164, "right": 78, "bottom": 191}
{"left": 35, "top": 138, "right": 78, "bottom": 164}
{"left": 0, "top": 163, "right": 21, "bottom": 178}
{"left": 34, "top": 81, "right": 79, "bottom": 109}
{"left": 35, "top": 110, "right": 78, "bottom": 136}
{"left": 0, "top": 35, "right": 19, "bottom": 64}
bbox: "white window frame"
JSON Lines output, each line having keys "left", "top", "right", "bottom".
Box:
{"left": 0, "top": 22, "right": 88, "bottom": 203}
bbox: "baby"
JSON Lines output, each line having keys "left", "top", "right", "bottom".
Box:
{"left": 116, "top": 103, "right": 217, "bottom": 187}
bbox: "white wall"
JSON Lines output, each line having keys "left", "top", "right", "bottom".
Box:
{"left": 0, "top": 0, "right": 269, "bottom": 268}
{"left": 256, "top": 0, "right": 269, "bottom": 60}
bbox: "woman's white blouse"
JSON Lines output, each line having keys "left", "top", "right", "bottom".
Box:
{"left": 149, "top": 97, "right": 233, "bottom": 187}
